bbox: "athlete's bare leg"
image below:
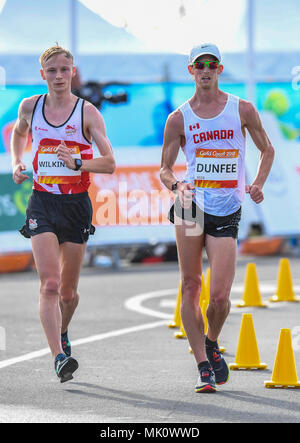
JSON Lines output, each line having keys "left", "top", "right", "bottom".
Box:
{"left": 31, "top": 233, "right": 63, "bottom": 359}
{"left": 59, "top": 242, "right": 87, "bottom": 334}
{"left": 205, "top": 235, "right": 237, "bottom": 341}
{"left": 175, "top": 220, "right": 207, "bottom": 364}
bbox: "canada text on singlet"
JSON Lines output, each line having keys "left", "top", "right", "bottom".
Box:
{"left": 179, "top": 93, "right": 246, "bottom": 216}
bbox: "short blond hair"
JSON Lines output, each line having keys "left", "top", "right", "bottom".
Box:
{"left": 40, "top": 44, "right": 74, "bottom": 67}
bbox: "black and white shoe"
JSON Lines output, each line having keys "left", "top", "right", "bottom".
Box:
{"left": 55, "top": 354, "right": 78, "bottom": 383}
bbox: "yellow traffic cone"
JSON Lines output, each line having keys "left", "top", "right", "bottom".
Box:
{"left": 189, "top": 297, "right": 208, "bottom": 353}
{"left": 205, "top": 267, "right": 211, "bottom": 303}
{"left": 174, "top": 293, "right": 186, "bottom": 339}
{"left": 168, "top": 281, "right": 182, "bottom": 328}
{"left": 229, "top": 313, "right": 267, "bottom": 370}
{"left": 201, "top": 298, "right": 209, "bottom": 335}
{"left": 269, "top": 258, "right": 300, "bottom": 303}
{"left": 198, "top": 273, "right": 207, "bottom": 307}
{"left": 265, "top": 329, "right": 300, "bottom": 388}
{"left": 219, "top": 340, "right": 226, "bottom": 354}
{"left": 236, "top": 263, "right": 268, "bottom": 308}
{"left": 174, "top": 317, "right": 186, "bottom": 339}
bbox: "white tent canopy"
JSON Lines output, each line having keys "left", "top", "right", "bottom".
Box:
{"left": 0, "top": 0, "right": 299, "bottom": 54}
{"left": 0, "top": 0, "right": 299, "bottom": 84}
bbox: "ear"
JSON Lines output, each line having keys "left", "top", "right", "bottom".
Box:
{"left": 188, "top": 65, "right": 194, "bottom": 75}
{"left": 40, "top": 69, "right": 46, "bottom": 81}
{"left": 72, "top": 66, "right": 76, "bottom": 78}
{"left": 218, "top": 64, "right": 224, "bottom": 75}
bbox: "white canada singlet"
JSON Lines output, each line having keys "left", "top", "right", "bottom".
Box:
{"left": 179, "top": 93, "right": 246, "bottom": 216}
{"left": 31, "top": 94, "right": 93, "bottom": 195}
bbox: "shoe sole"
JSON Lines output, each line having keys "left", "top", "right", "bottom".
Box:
{"left": 195, "top": 384, "right": 217, "bottom": 393}
{"left": 57, "top": 357, "right": 79, "bottom": 383}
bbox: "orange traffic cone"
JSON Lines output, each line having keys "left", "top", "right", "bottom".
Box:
{"left": 269, "top": 258, "right": 300, "bottom": 303}
{"left": 229, "top": 313, "right": 267, "bottom": 370}
{"left": 265, "top": 329, "right": 300, "bottom": 388}
{"left": 168, "top": 281, "right": 182, "bottom": 328}
{"left": 236, "top": 263, "right": 268, "bottom": 308}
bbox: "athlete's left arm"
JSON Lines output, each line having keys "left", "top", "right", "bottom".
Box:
{"left": 240, "top": 100, "right": 275, "bottom": 204}
{"left": 80, "top": 102, "right": 116, "bottom": 174}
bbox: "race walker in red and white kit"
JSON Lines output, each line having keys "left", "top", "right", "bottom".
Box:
{"left": 11, "top": 45, "right": 115, "bottom": 383}
{"left": 31, "top": 94, "right": 93, "bottom": 195}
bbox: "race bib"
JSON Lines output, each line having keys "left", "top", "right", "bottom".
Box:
{"left": 194, "top": 148, "right": 238, "bottom": 189}
{"left": 37, "top": 141, "right": 81, "bottom": 185}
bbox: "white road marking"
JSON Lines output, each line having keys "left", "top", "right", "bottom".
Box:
{"left": 231, "top": 284, "right": 300, "bottom": 294}
{"left": 125, "top": 281, "right": 296, "bottom": 319}
{"left": 0, "top": 320, "right": 166, "bottom": 370}
{"left": 159, "top": 298, "right": 285, "bottom": 312}
{"left": 159, "top": 299, "right": 176, "bottom": 308}
{"left": 124, "top": 289, "right": 175, "bottom": 320}
{"left": 1, "top": 278, "right": 298, "bottom": 371}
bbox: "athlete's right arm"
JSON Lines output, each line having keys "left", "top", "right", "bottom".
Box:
{"left": 160, "top": 110, "right": 194, "bottom": 207}
{"left": 11, "top": 97, "right": 35, "bottom": 184}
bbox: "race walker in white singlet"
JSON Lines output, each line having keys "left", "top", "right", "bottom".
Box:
{"left": 179, "top": 93, "right": 246, "bottom": 216}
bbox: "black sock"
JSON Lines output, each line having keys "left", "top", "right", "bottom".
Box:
{"left": 198, "top": 360, "right": 210, "bottom": 372}
{"left": 205, "top": 336, "right": 218, "bottom": 348}
{"left": 61, "top": 330, "right": 68, "bottom": 338}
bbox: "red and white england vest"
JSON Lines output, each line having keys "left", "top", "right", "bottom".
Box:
{"left": 31, "top": 94, "right": 93, "bottom": 194}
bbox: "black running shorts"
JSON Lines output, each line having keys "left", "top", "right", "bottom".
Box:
{"left": 168, "top": 197, "right": 241, "bottom": 239}
{"left": 20, "top": 190, "right": 95, "bottom": 244}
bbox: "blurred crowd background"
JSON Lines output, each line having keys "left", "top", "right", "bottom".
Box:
{"left": 0, "top": 0, "right": 299, "bottom": 269}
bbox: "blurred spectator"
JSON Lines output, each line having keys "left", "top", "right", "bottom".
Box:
{"left": 72, "top": 68, "right": 129, "bottom": 110}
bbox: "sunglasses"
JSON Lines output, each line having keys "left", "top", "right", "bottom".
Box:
{"left": 193, "top": 61, "right": 220, "bottom": 70}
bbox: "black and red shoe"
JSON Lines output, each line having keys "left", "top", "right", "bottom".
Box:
{"left": 205, "top": 337, "right": 230, "bottom": 385}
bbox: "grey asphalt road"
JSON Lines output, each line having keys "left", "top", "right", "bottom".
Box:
{"left": 0, "top": 255, "right": 300, "bottom": 424}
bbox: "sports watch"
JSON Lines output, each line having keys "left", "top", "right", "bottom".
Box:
{"left": 74, "top": 158, "right": 82, "bottom": 171}
{"left": 171, "top": 181, "right": 180, "bottom": 192}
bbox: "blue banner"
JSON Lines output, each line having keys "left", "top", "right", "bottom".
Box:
{"left": 1, "top": 82, "right": 299, "bottom": 153}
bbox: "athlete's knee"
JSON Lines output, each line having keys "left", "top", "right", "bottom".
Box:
{"left": 40, "top": 277, "right": 60, "bottom": 298}
{"left": 210, "top": 290, "right": 231, "bottom": 311}
{"left": 181, "top": 276, "right": 202, "bottom": 306}
{"left": 60, "top": 287, "right": 78, "bottom": 305}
